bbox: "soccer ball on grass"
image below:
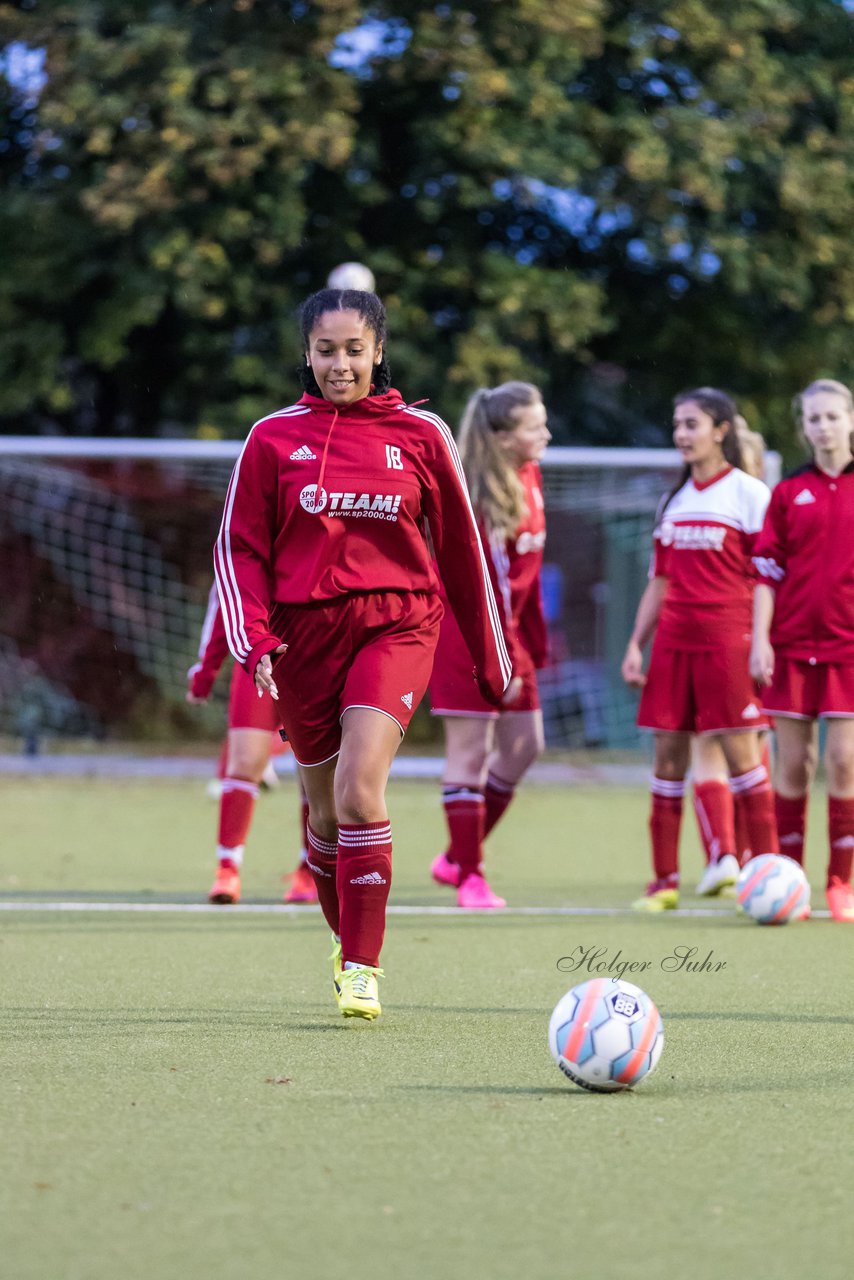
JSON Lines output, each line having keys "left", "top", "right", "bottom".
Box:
{"left": 549, "top": 978, "right": 664, "bottom": 1092}
{"left": 736, "top": 854, "right": 810, "bottom": 924}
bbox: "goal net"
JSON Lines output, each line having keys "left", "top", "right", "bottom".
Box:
{"left": 0, "top": 438, "right": 779, "bottom": 750}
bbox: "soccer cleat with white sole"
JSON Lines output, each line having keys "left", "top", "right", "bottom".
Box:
{"left": 337, "top": 965, "right": 383, "bottom": 1020}
{"left": 696, "top": 854, "right": 740, "bottom": 897}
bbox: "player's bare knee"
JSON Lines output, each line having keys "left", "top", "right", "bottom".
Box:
{"left": 307, "top": 805, "right": 338, "bottom": 841}
{"left": 825, "top": 753, "right": 854, "bottom": 795}
{"left": 335, "top": 778, "right": 384, "bottom": 826}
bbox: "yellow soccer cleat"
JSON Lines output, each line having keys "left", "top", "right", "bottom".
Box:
{"left": 337, "top": 965, "right": 383, "bottom": 1020}
{"left": 631, "top": 877, "right": 679, "bottom": 913}
{"left": 330, "top": 937, "right": 343, "bottom": 1004}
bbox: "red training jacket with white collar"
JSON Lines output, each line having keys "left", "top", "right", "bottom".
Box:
{"left": 753, "top": 460, "right": 854, "bottom": 662}
{"left": 214, "top": 389, "right": 512, "bottom": 700}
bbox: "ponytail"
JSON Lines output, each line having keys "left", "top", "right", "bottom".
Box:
{"left": 457, "top": 382, "right": 541, "bottom": 538}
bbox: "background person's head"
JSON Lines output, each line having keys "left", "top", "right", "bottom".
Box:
{"left": 734, "top": 414, "right": 766, "bottom": 480}
{"left": 793, "top": 379, "right": 854, "bottom": 461}
{"left": 672, "top": 387, "right": 744, "bottom": 473}
{"left": 457, "top": 381, "right": 549, "bottom": 536}
{"left": 299, "top": 289, "right": 390, "bottom": 404}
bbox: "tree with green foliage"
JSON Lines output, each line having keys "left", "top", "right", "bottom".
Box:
{"left": 1, "top": 0, "right": 853, "bottom": 453}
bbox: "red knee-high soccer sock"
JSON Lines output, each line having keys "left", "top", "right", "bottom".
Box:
{"left": 827, "top": 796, "right": 854, "bottom": 887}
{"left": 733, "top": 792, "right": 750, "bottom": 865}
{"left": 730, "top": 764, "right": 778, "bottom": 856}
{"left": 217, "top": 778, "right": 259, "bottom": 866}
{"left": 306, "top": 826, "right": 340, "bottom": 934}
{"left": 693, "top": 780, "right": 736, "bottom": 864}
{"left": 337, "top": 821, "right": 392, "bottom": 968}
{"left": 774, "top": 793, "right": 808, "bottom": 866}
{"left": 441, "top": 786, "right": 485, "bottom": 876}
{"left": 737, "top": 740, "right": 774, "bottom": 863}
{"left": 483, "top": 772, "right": 516, "bottom": 838}
{"left": 649, "top": 778, "right": 685, "bottom": 882}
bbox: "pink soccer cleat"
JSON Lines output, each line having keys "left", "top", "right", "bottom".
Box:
{"left": 283, "top": 863, "right": 319, "bottom": 904}
{"left": 431, "top": 851, "right": 461, "bottom": 888}
{"left": 826, "top": 877, "right": 854, "bottom": 922}
{"left": 457, "top": 872, "right": 506, "bottom": 910}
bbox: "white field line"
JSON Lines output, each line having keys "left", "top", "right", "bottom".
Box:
{"left": 0, "top": 900, "right": 831, "bottom": 919}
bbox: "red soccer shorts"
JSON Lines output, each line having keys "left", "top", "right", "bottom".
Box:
{"left": 227, "top": 661, "right": 282, "bottom": 732}
{"left": 762, "top": 655, "right": 854, "bottom": 720}
{"left": 267, "top": 591, "right": 442, "bottom": 766}
{"left": 429, "top": 604, "right": 540, "bottom": 717}
{"left": 637, "top": 640, "right": 769, "bottom": 735}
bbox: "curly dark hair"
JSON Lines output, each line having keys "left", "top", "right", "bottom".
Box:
{"left": 298, "top": 289, "right": 391, "bottom": 396}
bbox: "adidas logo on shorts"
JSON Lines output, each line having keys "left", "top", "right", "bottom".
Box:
{"left": 401, "top": 691, "right": 413, "bottom": 709}
{"left": 350, "top": 871, "right": 388, "bottom": 886}
{"left": 793, "top": 488, "right": 816, "bottom": 505}
{"left": 290, "top": 445, "right": 316, "bottom": 461}
{"left": 741, "top": 703, "right": 761, "bottom": 719}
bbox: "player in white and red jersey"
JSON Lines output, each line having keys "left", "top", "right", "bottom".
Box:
{"left": 428, "top": 382, "right": 551, "bottom": 908}
{"left": 689, "top": 420, "right": 773, "bottom": 870}
{"left": 622, "top": 388, "right": 777, "bottom": 911}
{"left": 751, "top": 378, "right": 854, "bottom": 922}
{"left": 185, "top": 583, "right": 316, "bottom": 906}
{"left": 215, "top": 288, "right": 510, "bottom": 1019}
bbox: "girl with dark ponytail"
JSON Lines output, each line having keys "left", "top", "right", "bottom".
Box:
{"left": 621, "top": 388, "right": 778, "bottom": 912}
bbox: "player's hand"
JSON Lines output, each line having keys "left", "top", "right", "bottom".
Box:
{"left": 254, "top": 645, "right": 288, "bottom": 700}
{"left": 185, "top": 690, "right": 208, "bottom": 705}
{"left": 621, "top": 641, "right": 646, "bottom": 688}
{"left": 501, "top": 676, "right": 524, "bottom": 707}
{"left": 749, "top": 639, "right": 774, "bottom": 687}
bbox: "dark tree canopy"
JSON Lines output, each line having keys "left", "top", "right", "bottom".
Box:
{"left": 2, "top": 0, "right": 854, "bottom": 455}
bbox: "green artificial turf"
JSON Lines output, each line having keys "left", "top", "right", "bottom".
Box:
{"left": 1, "top": 777, "right": 852, "bottom": 1280}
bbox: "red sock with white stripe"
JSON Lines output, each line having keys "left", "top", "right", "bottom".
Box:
{"left": 730, "top": 764, "right": 778, "bottom": 856}
{"left": 774, "top": 793, "right": 808, "bottom": 866}
{"left": 483, "top": 773, "right": 516, "bottom": 837}
{"left": 442, "top": 786, "right": 485, "bottom": 877}
{"left": 337, "top": 821, "right": 392, "bottom": 968}
{"left": 649, "top": 777, "right": 684, "bottom": 881}
{"left": 827, "top": 796, "right": 854, "bottom": 887}
{"left": 217, "top": 778, "right": 259, "bottom": 867}
{"left": 306, "top": 826, "right": 340, "bottom": 934}
{"left": 693, "top": 781, "right": 736, "bottom": 864}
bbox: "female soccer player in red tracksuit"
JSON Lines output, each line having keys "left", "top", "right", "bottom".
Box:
{"left": 622, "top": 387, "right": 778, "bottom": 911}
{"left": 214, "top": 289, "right": 511, "bottom": 1019}
{"left": 186, "top": 583, "right": 316, "bottom": 906}
{"left": 429, "top": 382, "right": 551, "bottom": 909}
{"left": 751, "top": 378, "right": 854, "bottom": 923}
